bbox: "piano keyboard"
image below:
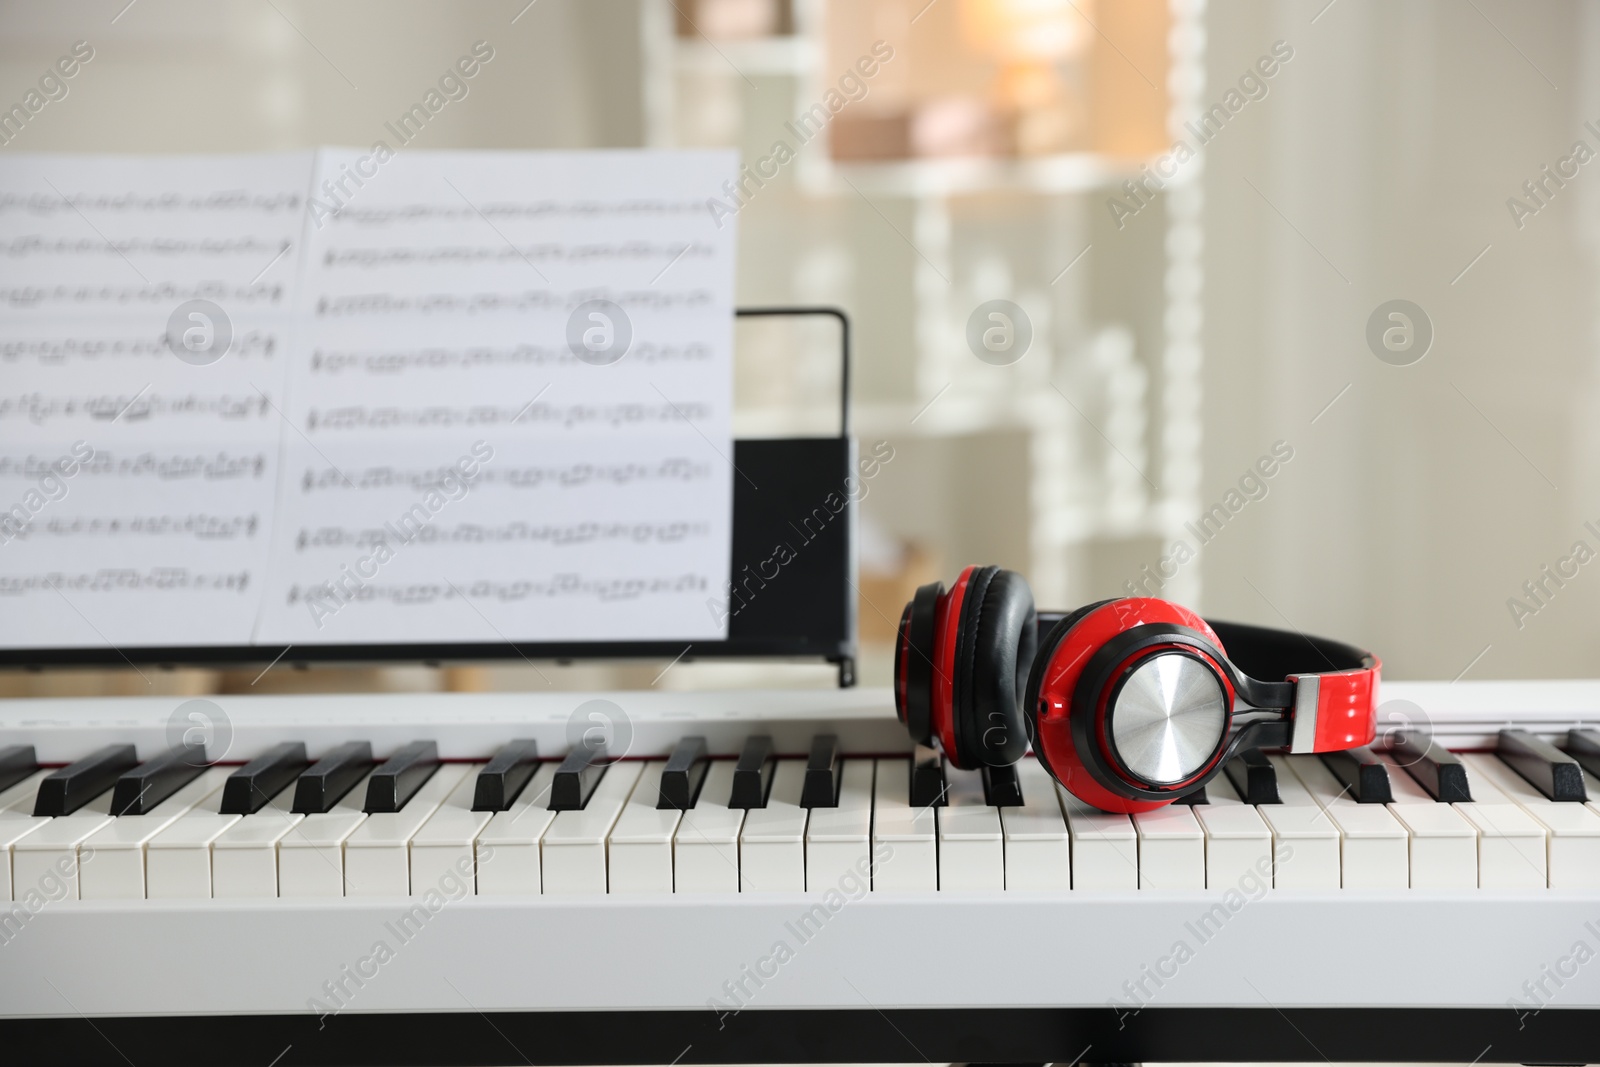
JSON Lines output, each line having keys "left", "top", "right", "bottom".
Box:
{"left": 4, "top": 689, "right": 1600, "bottom": 901}
{"left": 7, "top": 681, "right": 1600, "bottom": 1063}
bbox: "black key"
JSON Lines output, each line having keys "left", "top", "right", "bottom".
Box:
{"left": 801, "top": 735, "right": 842, "bottom": 809}
{"left": 909, "top": 744, "right": 947, "bottom": 808}
{"left": 1567, "top": 729, "right": 1600, "bottom": 780}
{"left": 980, "top": 762, "right": 1024, "bottom": 807}
{"left": 657, "top": 737, "right": 709, "bottom": 811}
{"left": 292, "top": 741, "right": 375, "bottom": 814}
{"left": 221, "top": 742, "right": 309, "bottom": 816}
{"left": 729, "top": 736, "right": 776, "bottom": 809}
{"left": 549, "top": 745, "right": 607, "bottom": 811}
{"left": 0, "top": 745, "right": 38, "bottom": 794}
{"left": 1174, "top": 785, "right": 1209, "bottom": 805}
{"left": 1224, "top": 750, "right": 1279, "bottom": 805}
{"left": 1320, "top": 746, "right": 1393, "bottom": 804}
{"left": 1389, "top": 731, "right": 1471, "bottom": 802}
{"left": 364, "top": 741, "right": 440, "bottom": 813}
{"left": 473, "top": 739, "right": 539, "bottom": 812}
{"left": 110, "top": 745, "right": 208, "bottom": 816}
{"left": 1498, "top": 729, "right": 1587, "bottom": 802}
{"left": 34, "top": 744, "right": 138, "bottom": 817}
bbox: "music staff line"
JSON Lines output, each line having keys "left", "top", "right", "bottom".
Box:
{"left": 0, "top": 514, "right": 259, "bottom": 541}
{"left": 293, "top": 520, "right": 711, "bottom": 551}
{"left": 304, "top": 402, "right": 715, "bottom": 432}
{"left": 309, "top": 342, "right": 709, "bottom": 374}
{"left": 0, "top": 282, "right": 286, "bottom": 310}
{"left": 288, "top": 572, "right": 710, "bottom": 607}
{"left": 322, "top": 199, "right": 709, "bottom": 226}
{"left": 319, "top": 241, "right": 716, "bottom": 270}
{"left": 0, "top": 236, "right": 290, "bottom": 258}
{"left": 0, "top": 452, "right": 269, "bottom": 481}
{"left": 0, "top": 568, "right": 252, "bottom": 595}
{"left": 0, "top": 394, "right": 273, "bottom": 424}
{"left": 0, "top": 396, "right": 715, "bottom": 430}
{"left": 298, "top": 458, "right": 711, "bottom": 492}
{"left": 0, "top": 334, "right": 277, "bottom": 364}
{"left": 0, "top": 190, "right": 303, "bottom": 215}
{"left": 314, "top": 287, "right": 717, "bottom": 317}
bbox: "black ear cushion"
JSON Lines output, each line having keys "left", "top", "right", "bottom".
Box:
{"left": 953, "top": 567, "right": 1036, "bottom": 768}
{"left": 900, "top": 581, "right": 943, "bottom": 745}
{"left": 1023, "top": 598, "right": 1120, "bottom": 777}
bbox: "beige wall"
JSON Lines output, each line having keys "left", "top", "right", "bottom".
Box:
{"left": 0, "top": 0, "right": 642, "bottom": 152}
{"left": 1199, "top": 0, "right": 1600, "bottom": 679}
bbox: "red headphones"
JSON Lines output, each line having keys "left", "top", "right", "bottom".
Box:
{"left": 894, "top": 565, "right": 1381, "bottom": 813}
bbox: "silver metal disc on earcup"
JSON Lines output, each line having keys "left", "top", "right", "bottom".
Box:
{"left": 1109, "top": 652, "right": 1228, "bottom": 785}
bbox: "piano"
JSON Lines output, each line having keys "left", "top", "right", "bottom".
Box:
{"left": 2, "top": 679, "right": 1600, "bottom": 1066}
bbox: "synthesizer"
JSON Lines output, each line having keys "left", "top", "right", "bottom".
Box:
{"left": 2, "top": 679, "right": 1600, "bottom": 1066}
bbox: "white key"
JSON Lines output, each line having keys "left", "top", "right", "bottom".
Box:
{"left": 0, "top": 770, "right": 52, "bottom": 900}
{"left": 674, "top": 760, "right": 744, "bottom": 893}
{"left": 0, "top": 771, "right": 46, "bottom": 813}
{"left": 1131, "top": 803, "right": 1205, "bottom": 890}
{"left": 1286, "top": 755, "right": 1408, "bottom": 889}
{"left": 210, "top": 783, "right": 304, "bottom": 898}
{"left": 1466, "top": 753, "right": 1600, "bottom": 888}
{"left": 12, "top": 789, "right": 116, "bottom": 902}
{"left": 806, "top": 759, "right": 874, "bottom": 893}
{"left": 475, "top": 763, "right": 558, "bottom": 895}
{"left": 871, "top": 759, "right": 937, "bottom": 892}
{"left": 279, "top": 772, "right": 375, "bottom": 897}
{"left": 999, "top": 758, "right": 1070, "bottom": 891}
{"left": 937, "top": 766, "right": 1004, "bottom": 891}
{"left": 1190, "top": 774, "right": 1273, "bottom": 892}
{"left": 146, "top": 781, "right": 248, "bottom": 899}
{"left": 1452, "top": 757, "right": 1547, "bottom": 888}
{"left": 79, "top": 768, "right": 230, "bottom": 900}
{"left": 1260, "top": 755, "right": 1341, "bottom": 888}
{"left": 740, "top": 759, "right": 808, "bottom": 893}
{"left": 608, "top": 761, "right": 679, "bottom": 894}
{"left": 1379, "top": 752, "right": 1478, "bottom": 889}
{"left": 410, "top": 767, "right": 497, "bottom": 899}
{"left": 542, "top": 760, "right": 643, "bottom": 895}
{"left": 345, "top": 763, "right": 471, "bottom": 897}
{"left": 1056, "top": 784, "right": 1137, "bottom": 890}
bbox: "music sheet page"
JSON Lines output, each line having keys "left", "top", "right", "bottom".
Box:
{"left": 256, "top": 148, "right": 737, "bottom": 645}
{"left": 0, "top": 149, "right": 737, "bottom": 652}
{"left": 0, "top": 153, "right": 307, "bottom": 650}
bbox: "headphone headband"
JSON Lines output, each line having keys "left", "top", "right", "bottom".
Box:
{"left": 1036, "top": 612, "right": 1375, "bottom": 678}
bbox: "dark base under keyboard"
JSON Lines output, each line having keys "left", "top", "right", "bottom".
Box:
{"left": 4, "top": 1007, "right": 1593, "bottom": 1065}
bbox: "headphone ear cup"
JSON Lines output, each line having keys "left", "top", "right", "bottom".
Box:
{"left": 896, "top": 580, "right": 943, "bottom": 746}
{"left": 1023, "top": 598, "right": 1121, "bottom": 780}
{"left": 951, "top": 567, "right": 1036, "bottom": 769}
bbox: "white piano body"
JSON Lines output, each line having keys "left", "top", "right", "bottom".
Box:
{"left": 0, "top": 679, "right": 1597, "bottom": 1065}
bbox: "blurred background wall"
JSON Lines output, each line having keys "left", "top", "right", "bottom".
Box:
{"left": 0, "top": 0, "right": 1595, "bottom": 696}
{"left": 1201, "top": 0, "right": 1600, "bottom": 683}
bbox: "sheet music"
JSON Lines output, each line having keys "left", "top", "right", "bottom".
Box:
{"left": 0, "top": 149, "right": 737, "bottom": 651}
{"left": 0, "top": 153, "right": 306, "bottom": 649}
